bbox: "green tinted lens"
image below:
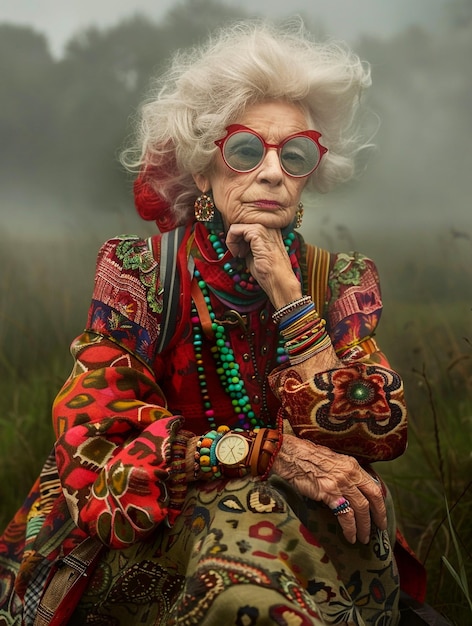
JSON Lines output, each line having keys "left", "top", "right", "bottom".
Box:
{"left": 280, "top": 136, "right": 320, "bottom": 176}
{"left": 223, "top": 132, "right": 264, "bottom": 171}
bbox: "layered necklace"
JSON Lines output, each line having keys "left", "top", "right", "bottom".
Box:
{"left": 191, "top": 223, "right": 298, "bottom": 431}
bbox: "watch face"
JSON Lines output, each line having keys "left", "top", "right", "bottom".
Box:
{"left": 215, "top": 433, "right": 249, "bottom": 466}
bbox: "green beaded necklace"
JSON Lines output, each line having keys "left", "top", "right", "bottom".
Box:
{"left": 192, "top": 269, "right": 264, "bottom": 430}
{"left": 191, "top": 226, "right": 297, "bottom": 431}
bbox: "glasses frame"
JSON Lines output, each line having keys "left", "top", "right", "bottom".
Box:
{"left": 214, "top": 124, "right": 328, "bottom": 178}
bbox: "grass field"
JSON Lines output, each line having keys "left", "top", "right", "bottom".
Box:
{"left": 0, "top": 232, "right": 471, "bottom": 624}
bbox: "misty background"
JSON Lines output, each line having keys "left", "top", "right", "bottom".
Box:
{"left": 0, "top": 0, "right": 471, "bottom": 376}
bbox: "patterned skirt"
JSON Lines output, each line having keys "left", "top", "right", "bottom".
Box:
{"left": 70, "top": 476, "right": 400, "bottom": 625}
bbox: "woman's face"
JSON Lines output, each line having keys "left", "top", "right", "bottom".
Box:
{"left": 194, "top": 100, "right": 310, "bottom": 231}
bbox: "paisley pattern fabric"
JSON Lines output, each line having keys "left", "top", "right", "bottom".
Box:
{"left": 0, "top": 223, "right": 412, "bottom": 625}
{"left": 69, "top": 477, "right": 400, "bottom": 626}
{"left": 269, "top": 363, "right": 407, "bottom": 463}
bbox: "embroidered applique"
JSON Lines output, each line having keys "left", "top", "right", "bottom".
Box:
{"left": 329, "top": 252, "right": 368, "bottom": 296}
{"left": 115, "top": 236, "right": 164, "bottom": 315}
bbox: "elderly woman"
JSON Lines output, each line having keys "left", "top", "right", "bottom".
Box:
{"left": 0, "top": 20, "right": 421, "bottom": 626}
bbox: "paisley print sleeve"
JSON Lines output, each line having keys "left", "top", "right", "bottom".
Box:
{"left": 269, "top": 252, "right": 407, "bottom": 463}
{"left": 52, "top": 237, "right": 187, "bottom": 549}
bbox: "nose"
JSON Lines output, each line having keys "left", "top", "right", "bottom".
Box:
{"left": 256, "top": 148, "right": 284, "bottom": 183}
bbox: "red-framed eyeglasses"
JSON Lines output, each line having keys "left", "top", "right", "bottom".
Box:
{"left": 214, "top": 124, "right": 327, "bottom": 177}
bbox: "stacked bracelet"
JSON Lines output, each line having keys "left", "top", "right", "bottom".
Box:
{"left": 272, "top": 295, "right": 312, "bottom": 323}
{"left": 283, "top": 318, "right": 331, "bottom": 365}
{"left": 279, "top": 302, "right": 317, "bottom": 337}
{"left": 275, "top": 298, "right": 331, "bottom": 365}
{"left": 194, "top": 425, "right": 230, "bottom": 479}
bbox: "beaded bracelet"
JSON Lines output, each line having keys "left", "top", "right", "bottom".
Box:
{"left": 194, "top": 425, "right": 230, "bottom": 480}
{"left": 272, "top": 295, "right": 312, "bottom": 323}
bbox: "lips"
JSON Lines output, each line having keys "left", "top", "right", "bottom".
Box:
{"left": 252, "top": 200, "right": 282, "bottom": 209}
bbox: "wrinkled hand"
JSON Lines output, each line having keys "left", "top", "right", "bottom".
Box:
{"left": 225, "top": 224, "right": 301, "bottom": 308}
{"left": 271, "top": 434, "right": 387, "bottom": 544}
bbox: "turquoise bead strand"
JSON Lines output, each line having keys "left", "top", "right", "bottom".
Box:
{"left": 192, "top": 269, "right": 264, "bottom": 429}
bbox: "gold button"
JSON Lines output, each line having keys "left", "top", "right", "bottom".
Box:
{"left": 253, "top": 395, "right": 261, "bottom": 404}
{"left": 243, "top": 353, "right": 250, "bottom": 361}
{"left": 261, "top": 345, "right": 268, "bottom": 355}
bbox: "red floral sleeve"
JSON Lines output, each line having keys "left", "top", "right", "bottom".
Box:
{"left": 269, "top": 252, "right": 407, "bottom": 463}
{"left": 52, "top": 237, "right": 186, "bottom": 549}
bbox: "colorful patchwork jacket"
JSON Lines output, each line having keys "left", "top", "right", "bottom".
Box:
{"left": 1, "top": 222, "right": 411, "bottom": 611}
{"left": 52, "top": 223, "right": 407, "bottom": 545}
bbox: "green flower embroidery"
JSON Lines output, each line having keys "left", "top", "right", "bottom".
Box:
{"left": 328, "top": 251, "right": 368, "bottom": 304}
{"left": 115, "top": 236, "right": 164, "bottom": 314}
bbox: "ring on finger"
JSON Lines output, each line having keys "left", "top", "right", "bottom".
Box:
{"left": 331, "top": 498, "right": 352, "bottom": 516}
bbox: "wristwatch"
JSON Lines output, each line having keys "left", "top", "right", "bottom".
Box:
{"left": 214, "top": 428, "right": 280, "bottom": 478}
{"left": 215, "top": 432, "right": 251, "bottom": 466}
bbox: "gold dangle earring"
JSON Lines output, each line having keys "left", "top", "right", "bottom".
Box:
{"left": 194, "top": 192, "right": 215, "bottom": 222}
{"left": 295, "top": 202, "right": 304, "bottom": 229}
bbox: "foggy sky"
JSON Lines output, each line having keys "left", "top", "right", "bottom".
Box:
{"left": 1, "top": 0, "right": 469, "bottom": 257}
{"left": 1, "top": 0, "right": 446, "bottom": 58}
